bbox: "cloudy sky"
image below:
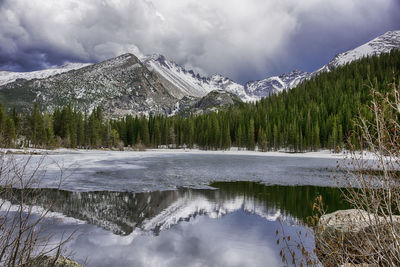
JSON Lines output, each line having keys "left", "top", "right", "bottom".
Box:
{"left": 0, "top": 0, "right": 399, "bottom": 84}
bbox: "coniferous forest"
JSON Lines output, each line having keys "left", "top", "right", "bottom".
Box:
{"left": 0, "top": 50, "right": 399, "bottom": 151}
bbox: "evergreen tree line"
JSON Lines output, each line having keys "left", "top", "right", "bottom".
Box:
{"left": 113, "top": 50, "right": 400, "bottom": 151}
{"left": 0, "top": 104, "right": 120, "bottom": 149}
{"left": 0, "top": 50, "right": 399, "bottom": 151}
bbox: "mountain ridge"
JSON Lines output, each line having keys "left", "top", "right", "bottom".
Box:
{"left": 0, "top": 62, "right": 92, "bottom": 86}
{"left": 141, "top": 54, "right": 253, "bottom": 101}
{"left": 313, "top": 30, "right": 400, "bottom": 76}
{"left": 0, "top": 30, "right": 399, "bottom": 116}
{"left": 0, "top": 53, "right": 179, "bottom": 117}
{"left": 244, "top": 70, "right": 309, "bottom": 98}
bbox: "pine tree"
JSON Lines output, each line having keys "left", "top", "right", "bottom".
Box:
{"left": 273, "top": 124, "right": 279, "bottom": 151}
{"left": 140, "top": 117, "right": 150, "bottom": 146}
{"left": 153, "top": 119, "right": 162, "bottom": 148}
{"left": 222, "top": 123, "right": 231, "bottom": 150}
{"left": 258, "top": 128, "right": 267, "bottom": 152}
{"left": 235, "top": 125, "right": 242, "bottom": 148}
{"left": 0, "top": 104, "right": 6, "bottom": 136}
{"left": 43, "top": 113, "right": 55, "bottom": 148}
{"left": 4, "top": 117, "right": 16, "bottom": 147}
{"left": 247, "top": 118, "right": 255, "bottom": 150}
{"left": 30, "top": 103, "right": 43, "bottom": 147}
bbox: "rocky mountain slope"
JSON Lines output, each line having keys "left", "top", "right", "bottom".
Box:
{"left": 141, "top": 54, "right": 252, "bottom": 101}
{"left": 177, "top": 90, "right": 243, "bottom": 115}
{"left": 0, "top": 63, "right": 91, "bottom": 86}
{"left": 142, "top": 54, "right": 309, "bottom": 101}
{"left": 0, "top": 54, "right": 178, "bottom": 117}
{"left": 0, "top": 54, "right": 243, "bottom": 117}
{"left": 244, "top": 70, "right": 309, "bottom": 98}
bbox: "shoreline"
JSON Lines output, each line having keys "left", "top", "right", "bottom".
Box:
{"left": 0, "top": 147, "right": 347, "bottom": 159}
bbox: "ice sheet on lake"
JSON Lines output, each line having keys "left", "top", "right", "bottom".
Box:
{"left": 5, "top": 149, "right": 347, "bottom": 192}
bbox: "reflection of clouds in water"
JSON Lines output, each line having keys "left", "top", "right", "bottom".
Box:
{"left": 86, "top": 230, "right": 138, "bottom": 247}
{"left": 58, "top": 211, "right": 286, "bottom": 267}
{"left": 3, "top": 206, "right": 287, "bottom": 266}
{"left": 4, "top": 181, "right": 325, "bottom": 266}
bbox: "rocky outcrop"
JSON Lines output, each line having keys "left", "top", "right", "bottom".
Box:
{"left": 32, "top": 256, "right": 83, "bottom": 267}
{"left": 176, "top": 90, "right": 242, "bottom": 115}
{"left": 316, "top": 209, "right": 400, "bottom": 266}
{"left": 244, "top": 70, "right": 309, "bottom": 97}
{"left": 192, "top": 90, "right": 242, "bottom": 114}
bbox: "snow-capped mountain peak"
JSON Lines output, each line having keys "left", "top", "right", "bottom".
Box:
{"left": 0, "top": 62, "right": 92, "bottom": 86}
{"left": 208, "top": 74, "right": 255, "bottom": 102}
{"left": 140, "top": 54, "right": 253, "bottom": 101}
{"left": 313, "top": 30, "right": 400, "bottom": 75}
{"left": 140, "top": 54, "right": 211, "bottom": 98}
{"left": 244, "top": 31, "right": 400, "bottom": 98}
{"left": 1, "top": 30, "right": 399, "bottom": 114}
{"left": 333, "top": 30, "right": 400, "bottom": 67}
{"left": 244, "top": 70, "right": 309, "bottom": 98}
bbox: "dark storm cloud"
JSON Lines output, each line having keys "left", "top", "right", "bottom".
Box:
{"left": 266, "top": 0, "right": 400, "bottom": 82}
{"left": 0, "top": 0, "right": 399, "bottom": 83}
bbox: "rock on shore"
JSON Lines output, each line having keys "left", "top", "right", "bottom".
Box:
{"left": 315, "top": 209, "right": 400, "bottom": 266}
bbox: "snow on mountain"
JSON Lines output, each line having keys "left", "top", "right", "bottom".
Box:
{"left": 0, "top": 62, "right": 91, "bottom": 86}
{"left": 0, "top": 54, "right": 179, "bottom": 117}
{"left": 140, "top": 193, "right": 295, "bottom": 234}
{"left": 313, "top": 30, "right": 400, "bottom": 75}
{"left": 141, "top": 54, "right": 210, "bottom": 98}
{"left": 141, "top": 54, "right": 254, "bottom": 101}
{"left": 1, "top": 30, "right": 399, "bottom": 114}
{"left": 244, "top": 31, "right": 400, "bottom": 98}
{"left": 245, "top": 70, "right": 309, "bottom": 98}
{"left": 208, "top": 74, "right": 256, "bottom": 102}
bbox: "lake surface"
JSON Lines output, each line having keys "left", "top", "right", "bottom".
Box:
{"left": 14, "top": 150, "right": 346, "bottom": 191}
{"left": 3, "top": 151, "right": 350, "bottom": 266}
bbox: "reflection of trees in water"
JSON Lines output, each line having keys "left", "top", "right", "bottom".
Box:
{"left": 2, "top": 182, "right": 349, "bottom": 236}
{"left": 210, "top": 182, "right": 350, "bottom": 221}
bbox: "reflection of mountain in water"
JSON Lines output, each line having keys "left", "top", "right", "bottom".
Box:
{"left": 3, "top": 182, "right": 347, "bottom": 236}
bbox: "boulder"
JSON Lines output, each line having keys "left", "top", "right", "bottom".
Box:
{"left": 315, "top": 209, "right": 400, "bottom": 266}
{"left": 32, "top": 255, "right": 83, "bottom": 267}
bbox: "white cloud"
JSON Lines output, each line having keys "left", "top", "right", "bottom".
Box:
{"left": 0, "top": 0, "right": 398, "bottom": 82}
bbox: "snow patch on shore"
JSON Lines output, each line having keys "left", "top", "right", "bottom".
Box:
{"left": 0, "top": 147, "right": 347, "bottom": 159}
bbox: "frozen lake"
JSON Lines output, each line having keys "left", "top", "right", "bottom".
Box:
{"left": 11, "top": 149, "right": 346, "bottom": 192}
{"left": 2, "top": 150, "right": 349, "bottom": 266}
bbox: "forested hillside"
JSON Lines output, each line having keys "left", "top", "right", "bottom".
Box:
{"left": 0, "top": 50, "right": 399, "bottom": 151}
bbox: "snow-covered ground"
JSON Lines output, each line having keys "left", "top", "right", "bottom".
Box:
{"left": 1, "top": 147, "right": 346, "bottom": 159}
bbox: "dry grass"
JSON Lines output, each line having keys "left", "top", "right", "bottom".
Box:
{"left": 0, "top": 153, "right": 75, "bottom": 266}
